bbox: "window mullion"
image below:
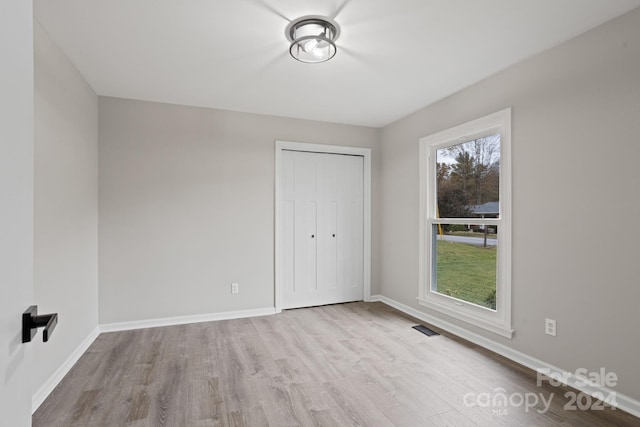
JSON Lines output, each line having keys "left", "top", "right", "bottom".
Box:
{"left": 431, "top": 218, "right": 501, "bottom": 226}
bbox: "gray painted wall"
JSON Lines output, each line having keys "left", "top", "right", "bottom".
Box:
{"left": 33, "top": 21, "right": 99, "bottom": 402}
{"left": 0, "top": 1, "right": 34, "bottom": 425}
{"left": 98, "top": 98, "right": 380, "bottom": 324}
{"left": 379, "top": 9, "right": 640, "bottom": 400}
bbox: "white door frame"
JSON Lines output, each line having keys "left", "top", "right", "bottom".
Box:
{"left": 275, "top": 140, "right": 372, "bottom": 312}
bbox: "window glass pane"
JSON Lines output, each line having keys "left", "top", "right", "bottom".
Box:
{"left": 432, "top": 224, "right": 497, "bottom": 310}
{"left": 436, "top": 134, "right": 500, "bottom": 219}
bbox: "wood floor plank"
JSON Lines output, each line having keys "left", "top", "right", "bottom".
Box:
{"left": 323, "top": 378, "right": 396, "bottom": 427}
{"left": 33, "top": 302, "right": 640, "bottom": 427}
{"left": 127, "top": 386, "right": 151, "bottom": 422}
{"left": 427, "top": 409, "right": 479, "bottom": 426}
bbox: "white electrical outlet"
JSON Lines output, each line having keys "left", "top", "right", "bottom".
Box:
{"left": 545, "top": 318, "right": 556, "bottom": 336}
{"left": 231, "top": 283, "right": 239, "bottom": 294}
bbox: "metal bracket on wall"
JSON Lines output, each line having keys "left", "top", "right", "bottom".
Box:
{"left": 22, "top": 305, "right": 58, "bottom": 343}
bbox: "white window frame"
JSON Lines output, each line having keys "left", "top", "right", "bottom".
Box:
{"left": 418, "top": 108, "right": 513, "bottom": 339}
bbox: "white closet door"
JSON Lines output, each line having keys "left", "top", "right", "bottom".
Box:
{"left": 281, "top": 150, "right": 363, "bottom": 309}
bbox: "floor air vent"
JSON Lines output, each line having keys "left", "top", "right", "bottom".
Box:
{"left": 412, "top": 325, "right": 439, "bottom": 337}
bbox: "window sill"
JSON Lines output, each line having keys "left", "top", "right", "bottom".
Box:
{"left": 417, "top": 297, "right": 514, "bottom": 339}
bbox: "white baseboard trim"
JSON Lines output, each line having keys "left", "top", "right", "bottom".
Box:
{"left": 99, "top": 307, "right": 277, "bottom": 333}
{"left": 32, "top": 325, "right": 100, "bottom": 414}
{"left": 369, "top": 294, "right": 640, "bottom": 419}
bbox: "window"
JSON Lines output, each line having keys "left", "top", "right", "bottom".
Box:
{"left": 419, "top": 109, "right": 513, "bottom": 338}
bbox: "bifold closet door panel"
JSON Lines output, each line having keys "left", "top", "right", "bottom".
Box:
{"left": 281, "top": 150, "right": 364, "bottom": 309}
{"left": 281, "top": 150, "right": 320, "bottom": 306}
{"left": 322, "top": 153, "right": 364, "bottom": 302}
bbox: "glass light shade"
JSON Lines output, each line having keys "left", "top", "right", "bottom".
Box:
{"left": 287, "top": 18, "right": 338, "bottom": 63}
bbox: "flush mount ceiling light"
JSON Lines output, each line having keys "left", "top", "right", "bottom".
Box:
{"left": 286, "top": 16, "right": 340, "bottom": 63}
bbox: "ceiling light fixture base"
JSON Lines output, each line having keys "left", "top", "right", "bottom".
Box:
{"left": 285, "top": 15, "right": 340, "bottom": 63}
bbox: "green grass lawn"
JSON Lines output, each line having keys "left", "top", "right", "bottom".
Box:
{"left": 446, "top": 230, "right": 498, "bottom": 239}
{"left": 436, "top": 240, "right": 496, "bottom": 309}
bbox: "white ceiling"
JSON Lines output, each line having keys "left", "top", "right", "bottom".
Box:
{"left": 34, "top": 0, "right": 640, "bottom": 127}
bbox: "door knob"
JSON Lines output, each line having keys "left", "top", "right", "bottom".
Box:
{"left": 332, "top": 234, "right": 336, "bottom": 237}
{"left": 311, "top": 234, "right": 315, "bottom": 238}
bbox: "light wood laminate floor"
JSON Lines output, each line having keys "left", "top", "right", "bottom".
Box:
{"left": 34, "top": 302, "right": 638, "bottom": 426}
